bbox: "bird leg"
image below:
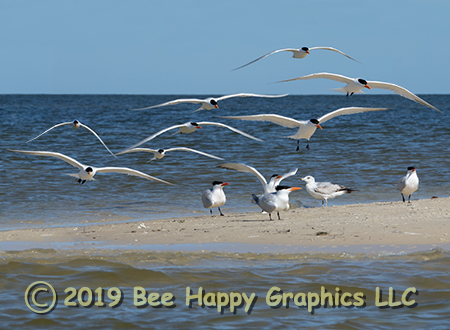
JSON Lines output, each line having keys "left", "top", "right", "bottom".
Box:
{"left": 322, "top": 200, "right": 325, "bottom": 207}
{"left": 277, "top": 212, "right": 281, "bottom": 220}
{"left": 268, "top": 213, "right": 273, "bottom": 221}
{"left": 218, "top": 207, "right": 224, "bottom": 216}
{"left": 401, "top": 194, "right": 405, "bottom": 203}
{"left": 296, "top": 140, "right": 300, "bottom": 151}
{"left": 81, "top": 180, "right": 86, "bottom": 185}
{"left": 78, "top": 179, "right": 82, "bottom": 184}
{"left": 346, "top": 92, "right": 349, "bottom": 97}
{"left": 408, "top": 195, "right": 412, "bottom": 203}
{"left": 350, "top": 92, "right": 354, "bottom": 96}
{"left": 306, "top": 143, "right": 310, "bottom": 150}
{"left": 210, "top": 209, "right": 213, "bottom": 216}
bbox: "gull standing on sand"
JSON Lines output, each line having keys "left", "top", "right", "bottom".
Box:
{"left": 10, "top": 150, "right": 173, "bottom": 185}
{"left": 233, "top": 46, "right": 358, "bottom": 70}
{"left": 133, "top": 93, "right": 288, "bottom": 113}
{"left": 252, "top": 185, "right": 302, "bottom": 221}
{"left": 218, "top": 163, "right": 298, "bottom": 193}
{"left": 301, "top": 175, "right": 356, "bottom": 207}
{"left": 221, "top": 107, "right": 389, "bottom": 150}
{"left": 202, "top": 181, "right": 229, "bottom": 216}
{"left": 123, "top": 121, "right": 262, "bottom": 151}
{"left": 277, "top": 72, "right": 441, "bottom": 112}
{"left": 397, "top": 167, "right": 419, "bottom": 203}
{"left": 26, "top": 120, "right": 116, "bottom": 157}
{"left": 116, "top": 147, "right": 224, "bottom": 161}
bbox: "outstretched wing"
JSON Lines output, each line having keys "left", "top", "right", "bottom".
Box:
{"left": 79, "top": 123, "right": 117, "bottom": 158}
{"left": 367, "top": 81, "right": 441, "bottom": 112}
{"left": 220, "top": 114, "right": 303, "bottom": 129}
{"left": 122, "top": 124, "right": 184, "bottom": 151}
{"left": 116, "top": 148, "right": 158, "bottom": 156}
{"left": 26, "top": 122, "right": 72, "bottom": 143}
{"left": 10, "top": 149, "right": 85, "bottom": 170}
{"left": 95, "top": 167, "right": 173, "bottom": 185}
{"left": 218, "top": 163, "right": 267, "bottom": 188}
{"left": 309, "top": 46, "right": 359, "bottom": 62}
{"left": 232, "top": 48, "right": 299, "bottom": 71}
{"left": 317, "top": 107, "right": 390, "bottom": 124}
{"left": 132, "top": 98, "right": 205, "bottom": 110}
{"left": 279, "top": 168, "right": 298, "bottom": 182}
{"left": 217, "top": 93, "right": 288, "bottom": 101}
{"left": 166, "top": 147, "right": 224, "bottom": 160}
{"left": 198, "top": 121, "right": 263, "bottom": 141}
{"left": 276, "top": 72, "right": 354, "bottom": 84}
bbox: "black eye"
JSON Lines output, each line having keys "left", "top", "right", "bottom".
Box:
{"left": 210, "top": 100, "right": 218, "bottom": 105}
{"left": 358, "top": 78, "right": 368, "bottom": 85}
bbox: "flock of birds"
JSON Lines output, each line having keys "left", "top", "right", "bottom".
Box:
{"left": 11, "top": 44, "right": 434, "bottom": 220}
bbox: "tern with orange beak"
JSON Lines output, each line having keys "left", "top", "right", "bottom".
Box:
{"left": 252, "top": 185, "right": 302, "bottom": 221}
{"left": 133, "top": 93, "right": 288, "bottom": 113}
{"left": 277, "top": 72, "right": 441, "bottom": 112}
{"left": 10, "top": 150, "right": 173, "bottom": 185}
{"left": 397, "top": 167, "right": 419, "bottom": 203}
{"left": 221, "top": 107, "right": 389, "bottom": 150}
{"left": 202, "top": 181, "right": 229, "bottom": 216}
{"left": 233, "top": 46, "right": 358, "bottom": 70}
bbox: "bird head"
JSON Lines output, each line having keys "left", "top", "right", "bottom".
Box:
{"left": 85, "top": 166, "right": 93, "bottom": 175}
{"left": 407, "top": 166, "right": 416, "bottom": 172}
{"left": 358, "top": 78, "right": 371, "bottom": 90}
{"left": 72, "top": 120, "right": 80, "bottom": 129}
{"left": 157, "top": 149, "right": 165, "bottom": 155}
{"left": 301, "top": 176, "right": 315, "bottom": 183}
{"left": 301, "top": 46, "right": 310, "bottom": 54}
{"left": 210, "top": 99, "right": 219, "bottom": 109}
{"left": 310, "top": 119, "right": 322, "bottom": 129}
{"left": 190, "top": 122, "right": 202, "bottom": 129}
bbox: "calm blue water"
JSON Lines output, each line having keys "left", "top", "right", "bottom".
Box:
{"left": 1, "top": 94, "right": 449, "bottom": 230}
{"left": 1, "top": 94, "right": 449, "bottom": 328}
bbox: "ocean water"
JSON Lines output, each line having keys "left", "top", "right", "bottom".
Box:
{"left": 1, "top": 94, "right": 450, "bottom": 328}
{"left": 1, "top": 94, "right": 449, "bottom": 230}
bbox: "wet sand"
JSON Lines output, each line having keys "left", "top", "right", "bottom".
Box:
{"left": 1, "top": 197, "right": 449, "bottom": 253}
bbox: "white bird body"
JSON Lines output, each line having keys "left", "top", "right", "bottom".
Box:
{"left": 221, "top": 106, "right": 389, "bottom": 150}
{"left": 278, "top": 72, "right": 441, "bottom": 112}
{"left": 252, "top": 186, "right": 301, "bottom": 220}
{"left": 202, "top": 181, "right": 229, "bottom": 216}
{"left": 116, "top": 147, "right": 224, "bottom": 161}
{"left": 10, "top": 150, "right": 173, "bottom": 185}
{"left": 123, "top": 121, "right": 262, "bottom": 151}
{"left": 301, "top": 175, "right": 355, "bottom": 207}
{"left": 218, "top": 163, "right": 298, "bottom": 194}
{"left": 397, "top": 167, "right": 419, "bottom": 203}
{"left": 26, "top": 120, "right": 116, "bottom": 157}
{"left": 233, "top": 46, "right": 358, "bottom": 70}
{"left": 133, "top": 93, "right": 288, "bottom": 113}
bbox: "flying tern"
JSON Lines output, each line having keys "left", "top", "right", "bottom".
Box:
{"left": 233, "top": 46, "right": 358, "bottom": 70}
{"left": 277, "top": 72, "right": 441, "bottom": 112}
{"left": 123, "top": 121, "right": 262, "bottom": 151}
{"left": 26, "top": 120, "right": 116, "bottom": 158}
{"left": 116, "top": 147, "right": 224, "bottom": 161}
{"left": 10, "top": 149, "right": 172, "bottom": 185}
{"left": 221, "top": 107, "right": 389, "bottom": 150}
{"left": 397, "top": 167, "right": 419, "bottom": 203}
{"left": 133, "top": 93, "right": 288, "bottom": 113}
{"left": 301, "top": 175, "right": 356, "bottom": 207}
{"left": 252, "top": 185, "right": 302, "bottom": 220}
{"left": 202, "top": 181, "right": 229, "bottom": 216}
{"left": 218, "top": 163, "right": 298, "bottom": 194}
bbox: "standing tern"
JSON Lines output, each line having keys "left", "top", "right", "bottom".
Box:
{"left": 26, "top": 120, "right": 117, "bottom": 158}
{"left": 133, "top": 93, "right": 288, "bottom": 113}
{"left": 218, "top": 163, "right": 298, "bottom": 194}
{"left": 277, "top": 72, "right": 441, "bottom": 112}
{"left": 301, "top": 175, "right": 356, "bottom": 207}
{"left": 221, "top": 107, "right": 389, "bottom": 150}
{"left": 397, "top": 167, "right": 419, "bottom": 203}
{"left": 123, "top": 121, "right": 262, "bottom": 151}
{"left": 10, "top": 149, "right": 173, "bottom": 185}
{"left": 252, "top": 185, "right": 302, "bottom": 221}
{"left": 233, "top": 46, "right": 358, "bottom": 70}
{"left": 116, "top": 147, "right": 224, "bottom": 161}
{"left": 202, "top": 181, "right": 229, "bottom": 216}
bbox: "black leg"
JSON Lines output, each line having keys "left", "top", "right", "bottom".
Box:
{"left": 350, "top": 92, "right": 354, "bottom": 96}
{"left": 269, "top": 213, "right": 273, "bottom": 221}
{"left": 401, "top": 194, "right": 405, "bottom": 202}
{"left": 81, "top": 180, "right": 86, "bottom": 185}
{"left": 296, "top": 140, "right": 300, "bottom": 151}
{"left": 78, "top": 179, "right": 81, "bottom": 184}
{"left": 408, "top": 195, "right": 412, "bottom": 203}
{"left": 277, "top": 212, "right": 281, "bottom": 220}
{"left": 210, "top": 209, "right": 213, "bottom": 216}
{"left": 219, "top": 207, "right": 224, "bottom": 216}
{"left": 346, "top": 92, "right": 349, "bottom": 97}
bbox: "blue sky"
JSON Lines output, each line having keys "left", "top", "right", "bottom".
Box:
{"left": 0, "top": 0, "right": 448, "bottom": 95}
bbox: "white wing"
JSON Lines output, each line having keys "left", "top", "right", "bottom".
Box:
{"left": 123, "top": 124, "right": 184, "bottom": 151}
{"left": 279, "top": 168, "right": 298, "bottom": 182}
{"left": 309, "top": 47, "right": 359, "bottom": 62}
{"left": 232, "top": 48, "right": 300, "bottom": 71}
{"left": 317, "top": 107, "right": 390, "bottom": 124}
{"left": 367, "top": 81, "right": 441, "bottom": 112}
{"left": 198, "top": 121, "right": 263, "bottom": 141}
{"left": 218, "top": 163, "right": 267, "bottom": 189}
{"left": 217, "top": 93, "right": 288, "bottom": 101}
{"left": 132, "top": 98, "right": 206, "bottom": 110}
{"left": 95, "top": 167, "right": 173, "bottom": 185}
{"left": 79, "top": 123, "right": 117, "bottom": 158}
{"left": 277, "top": 72, "right": 354, "bottom": 84}
{"left": 26, "top": 122, "right": 72, "bottom": 143}
{"left": 220, "top": 114, "right": 304, "bottom": 129}
{"left": 315, "top": 183, "right": 343, "bottom": 194}
{"left": 10, "top": 150, "right": 85, "bottom": 170}
{"left": 115, "top": 148, "right": 158, "bottom": 156}
{"left": 165, "top": 147, "right": 224, "bottom": 160}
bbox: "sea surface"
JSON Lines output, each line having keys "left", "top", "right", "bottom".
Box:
{"left": 1, "top": 94, "right": 450, "bottom": 328}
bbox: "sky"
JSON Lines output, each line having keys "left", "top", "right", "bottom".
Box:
{"left": 0, "top": 0, "right": 449, "bottom": 95}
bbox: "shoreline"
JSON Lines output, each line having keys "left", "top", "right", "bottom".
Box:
{"left": 1, "top": 198, "right": 449, "bottom": 254}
